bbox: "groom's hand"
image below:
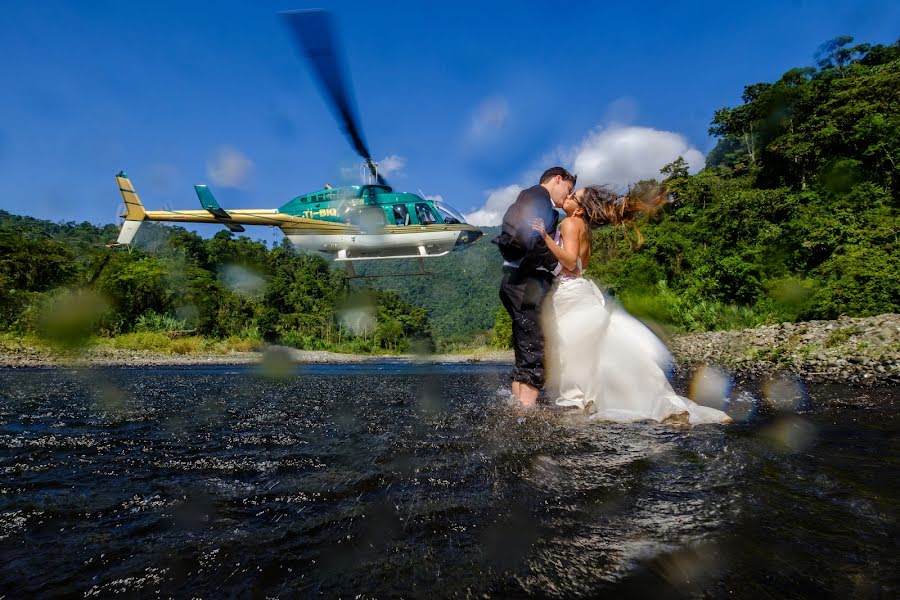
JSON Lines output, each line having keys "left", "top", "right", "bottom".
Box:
{"left": 530, "top": 218, "right": 547, "bottom": 237}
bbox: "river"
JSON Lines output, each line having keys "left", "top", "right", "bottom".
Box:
{"left": 0, "top": 364, "right": 896, "bottom": 597}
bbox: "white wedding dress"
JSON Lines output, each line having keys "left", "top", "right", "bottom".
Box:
{"left": 544, "top": 271, "right": 731, "bottom": 425}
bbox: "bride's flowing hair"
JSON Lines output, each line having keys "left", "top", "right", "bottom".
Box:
{"left": 578, "top": 184, "right": 668, "bottom": 248}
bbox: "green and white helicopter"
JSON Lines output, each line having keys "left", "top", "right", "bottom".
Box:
{"left": 113, "top": 9, "right": 483, "bottom": 276}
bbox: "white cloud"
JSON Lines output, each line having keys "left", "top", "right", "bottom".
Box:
{"left": 338, "top": 154, "right": 406, "bottom": 183}
{"left": 377, "top": 154, "right": 406, "bottom": 178}
{"left": 464, "top": 184, "right": 522, "bottom": 226}
{"left": 340, "top": 164, "right": 362, "bottom": 182}
{"left": 468, "top": 96, "right": 509, "bottom": 138}
{"left": 569, "top": 125, "right": 704, "bottom": 190}
{"left": 206, "top": 145, "right": 253, "bottom": 188}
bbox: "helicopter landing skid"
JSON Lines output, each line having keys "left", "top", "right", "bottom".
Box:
{"left": 341, "top": 254, "right": 431, "bottom": 279}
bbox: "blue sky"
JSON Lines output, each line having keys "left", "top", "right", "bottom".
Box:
{"left": 1, "top": 0, "right": 897, "bottom": 237}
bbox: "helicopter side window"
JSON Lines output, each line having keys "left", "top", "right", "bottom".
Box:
{"left": 414, "top": 203, "right": 438, "bottom": 225}
{"left": 392, "top": 204, "right": 410, "bottom": 226}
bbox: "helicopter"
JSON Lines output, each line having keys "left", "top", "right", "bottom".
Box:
{"left": 112, "top": 9, "right": 483, "bottom": 277}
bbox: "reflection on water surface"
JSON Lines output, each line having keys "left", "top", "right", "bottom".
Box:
{"left": 0, "top": 365, "right": 896, "bottom": 597}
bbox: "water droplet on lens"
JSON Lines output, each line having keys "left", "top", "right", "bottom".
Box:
{"left": 258, "top": 346, "right": 295, "bottom": 379}
{"left": 689, "top": 365, "right": 731, "bottom": 410}
{"left": 760, "top": 415, "right": 816, "bottom": 453}
{"left": 723, "top": 390, "right": 757, "bottom": 423}
{"left": 762, "top": 374, "right": 805, "bottom": 412}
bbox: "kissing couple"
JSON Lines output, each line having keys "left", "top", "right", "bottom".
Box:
{"left": 494, "top": 167, "right": 731, "bottom": 425}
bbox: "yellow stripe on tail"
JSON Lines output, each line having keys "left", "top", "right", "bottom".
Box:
{"left": 115, "top": 171, "right": 146, "bottom": 244}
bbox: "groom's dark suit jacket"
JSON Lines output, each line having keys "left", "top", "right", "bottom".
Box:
{"left": 493, "top": 185, "right": 560, "bottom": 276}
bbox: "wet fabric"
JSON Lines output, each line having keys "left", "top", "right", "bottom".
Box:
{"left": 500, "top": 267, "right": 554, "bottom": 389}
{"left": 544, "top": 277, "right": 731, "bottom": 424}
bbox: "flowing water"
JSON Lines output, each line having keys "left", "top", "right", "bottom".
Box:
{"left": 0, "top": 364, "right": 896, "bottom": 598}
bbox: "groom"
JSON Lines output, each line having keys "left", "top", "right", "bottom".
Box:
{"left": 494, "top": 167, "right": 576, "bottom": 407}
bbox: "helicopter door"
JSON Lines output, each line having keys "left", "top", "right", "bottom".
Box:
{"left": 392, "top": 204, "right": 411, "bottom": 226}
{"left": 414, "top": 203, "right": 439, "bottom": 225}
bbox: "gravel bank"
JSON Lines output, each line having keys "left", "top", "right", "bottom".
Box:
{"left": 1, "top": 314, "right": 897, "bottom": 384}
{"left": 668, "top": 313, "right": 899, "bottom": 384}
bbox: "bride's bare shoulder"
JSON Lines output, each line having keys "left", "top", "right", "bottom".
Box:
{"left": 560, "top": 216, "right": 587, "bottom": 233}
{"left": 560, "top": 216, "right": 585, "bottom": 229}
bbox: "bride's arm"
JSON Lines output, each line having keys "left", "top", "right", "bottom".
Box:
{"left": 531, "top": 217, "right": 582, "bottom": 271}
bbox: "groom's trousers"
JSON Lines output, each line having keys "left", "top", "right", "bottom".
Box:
{"left": 499, "top": 266, "right": 554, "bottom": 389}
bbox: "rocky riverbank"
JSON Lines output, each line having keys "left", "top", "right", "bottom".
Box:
{"left": 667, "top": 313, "right": 899, "bottom": 384}
{"left": 1, "top": 314, "right": 897, "bottom": 384}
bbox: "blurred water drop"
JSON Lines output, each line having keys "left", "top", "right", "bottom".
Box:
{"left": 771, "top": 278, "right": 812, "bottom": 310}
{"left": 723, "top": 389, "right": 757, "bottom": 423}
{"left": 332, "top": 403, "right": 357, "bottom": 432}
{"left": 408, "top": 337, "right": 433, "bottom": 360}
{"left": 760, "top": 415, "right": 817, "bottom": 453}
{"left": 480, "top": 503, "right": 538, "bottom": 571}
{"left": 688, "top": 365, "right": 732, "bottom": 410}
{"left": 144, "top": 163, "right": 180, "bottom": 194}
{"left": 528, "top": 455, "right": 564, "bottom": 489}
{"left": 174, "top": 304, "right": 199, "bottom": 328}
{"left": 219, "top": 264, "right": 266, "bottom": 297}
{"left": 258, "top": 346, "right": 295, "bottom": 379}
{"left": 762, "top": 374, "right": 805, "bottom": 412}
{"left": 206, "top": 145, "right": 253, "bottom": 188}
{"left": 94, "top": 382, "right": 129, "bottom": 422}
{"left": 338, "top": 307, "right": 376, "bottom": 337}
{"left": 417, "top": 376, "right": 446, "bottom": 418}
{"left": 656, "top": 541, "right": 724, "bottom": 591}
{"left": 38, "top": 289, "right": 108, "bottom": 351}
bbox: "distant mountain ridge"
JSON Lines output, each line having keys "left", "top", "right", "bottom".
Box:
{"left": 351, "top": 226, "right": 503, "bottom": 341}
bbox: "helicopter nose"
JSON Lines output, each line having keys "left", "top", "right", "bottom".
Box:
{"left": 455, "top": 227, "right": 483, "bottom": 248}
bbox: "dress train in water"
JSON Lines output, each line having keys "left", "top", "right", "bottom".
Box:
{"left": 544, "top": 277, "right": 731, "bottom": 425}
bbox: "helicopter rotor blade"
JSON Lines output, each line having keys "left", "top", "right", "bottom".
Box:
{"left": 280, "top": 9, "right": 387, "bottom": 186}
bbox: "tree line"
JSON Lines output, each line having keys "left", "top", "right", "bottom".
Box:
{"left": 0, "top": 215, "right": 433, "bottom": 353}
{"left": 583, "top": 36, "right": 898, "bottom": 332}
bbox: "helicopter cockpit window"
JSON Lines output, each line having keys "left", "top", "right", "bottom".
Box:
{"left": 414, "top": 203, "right": 438, "bottom": 225}
{"left": 392, "top": 204, "right": 411, "bottom": 226}
{"left": 433, "top": 201, "right": 467, "bottom": 225}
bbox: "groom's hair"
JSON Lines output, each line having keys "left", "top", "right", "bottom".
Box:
{"left": 539, "top": 167, "right": 577, "bottom": 186}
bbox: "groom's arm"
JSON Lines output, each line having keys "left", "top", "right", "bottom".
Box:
{"left": 531, "top": 208, "right": 560, "bottom": 272}
{"left": 518, "top": 192, "right": 559, "bottom": 273}
{"left": 496, "top": 189, "right": 542, "bottom": 259}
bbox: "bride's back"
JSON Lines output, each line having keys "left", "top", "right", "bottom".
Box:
{"left": 559, "top": 216, "right": 591, "bottom": 277}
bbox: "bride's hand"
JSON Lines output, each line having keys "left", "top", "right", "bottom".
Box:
{"left": 530, "top": 218, "right": 547, "bottom": 237}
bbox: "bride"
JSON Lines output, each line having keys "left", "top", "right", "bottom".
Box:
{"left": 532, "top": 185, "right": 731, "bottom": 425}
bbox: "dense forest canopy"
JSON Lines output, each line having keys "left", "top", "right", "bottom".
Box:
{"left": 589, "top": 35, "right": 899, "bottom": 330}
{"left": 1, "top": 37, "right": 897, "bottom": 351}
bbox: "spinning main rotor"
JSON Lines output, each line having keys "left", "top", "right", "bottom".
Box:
{"left": 281, "top": 9, "right": 387, "bottom": 187}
